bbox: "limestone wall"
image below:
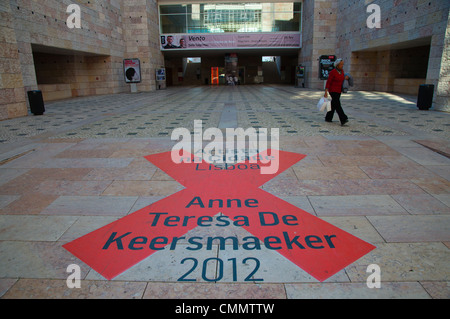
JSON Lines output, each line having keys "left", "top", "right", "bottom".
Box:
{"left": 0, "top": 2, "right": 28, "bottom": 120}
{"left": 300, "top": 0, "right": 449, "bottom": 111}
{"left": 0, "top": 0, "right": 164, "bottom": 120}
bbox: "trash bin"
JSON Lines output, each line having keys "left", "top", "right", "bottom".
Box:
{"left": 27, "top": 90, "right": 45, "bottom": 115}
{"left": 416, "top": 84, "right": 434, "bottom": 110}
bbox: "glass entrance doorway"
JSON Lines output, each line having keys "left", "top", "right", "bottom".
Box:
{"left": 225, "top": 53, "right": 238, "bottom": 85}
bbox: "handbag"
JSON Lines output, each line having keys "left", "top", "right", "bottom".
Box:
{"left": 342, "top": 73, "right": 353, "bottom": 93}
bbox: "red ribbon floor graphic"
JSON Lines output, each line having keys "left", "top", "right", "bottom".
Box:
{"left": 63, "top": 149, "right": 375, "bottom": 281}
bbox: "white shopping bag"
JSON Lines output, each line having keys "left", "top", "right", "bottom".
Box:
{"left": 316, "top": 97, "right": 325, "bottom": 111}
{"left": 325, "top": 99, "right": 332, "bottom": 112}
{"left": 317, "top": 97, "right": 331, "bottom": 112}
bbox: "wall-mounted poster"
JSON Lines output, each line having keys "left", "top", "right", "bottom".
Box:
{"left": 318, "top": 55, "right": 336, "bottom": 80}
{"left": 156, "top": 68, "right": 166, "bottom": 81}
{"left": 296, "top": 65, "right": 305, "bottom": 78}
{"left": 123, "top": 58, "right": 141, "bottom": 83}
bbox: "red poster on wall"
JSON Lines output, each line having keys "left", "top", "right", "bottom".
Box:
{"left": 211, "top": 67, "right": 219, "bottom": 85}
{"left": 123, "top": 59, "right": 141, "bottom": 83}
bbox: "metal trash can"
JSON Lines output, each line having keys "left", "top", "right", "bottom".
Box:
{"left": 416, "top": 84, "right": 434, "bottom": 110}
{"left": 27, "top": 90, "right": 45, "bottom": 115}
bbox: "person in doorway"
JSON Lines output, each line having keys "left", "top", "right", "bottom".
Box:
{"left": 324, "top": 58, "right": 349, "bottom": 126}
{"left": 227, "top": 74, "right": 234, "bottom": 85}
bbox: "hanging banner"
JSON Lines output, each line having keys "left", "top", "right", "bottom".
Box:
{"left": 160, "top": 33, "right": 301, "bottom": 50}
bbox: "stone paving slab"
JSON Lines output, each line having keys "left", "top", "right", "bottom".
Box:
{"left": 0, "top": 195, "right": 20, "bottom": 209}
{"left": 41, "top": 196, "right": 138, "bottom": 216}
{"left": 1, "top": 279, "right": 147, "bottom": 299}
{"left": 346, "top": 242, "right": 450, "bottom": 282}
{"left": 58, "top": 216, "right": 120, "bottom": 242}
{"left": 0, "top": 85, "right": 449, "bottom": 299}
{"left": 285, "top": 282, "right": 432, "bottom": 299}
{"left": 394, "top": 147, "right": 450, "bottom": 166}
{"left": 36, "top": 158, "right": 135, "bottom": 169}
{"left": 308, "top": 195, "right": 408, "bottom": 216}
{"left": 321, "top": 216, "right": 385, "bottom": 244}
{"left": 102, "top": 180, "right": 184, "bottom": 196}
{"left": 0, "top": 215, "right": 77, "bottom": 241}
{"left": 414, "top": 139, "right": 450, "bottom": 158}
{"left": 390, "top": 193, "right": 450, "bottom": 215}
{"left": 366, "top": 215, "right": 450, "bottom": 242}
{"left": 0, "top": 241, "right": 88, "bottom": 279}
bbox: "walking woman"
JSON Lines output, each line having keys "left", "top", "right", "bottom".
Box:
{"left": 324, "top": 58, "right": 349, "bottom": 126}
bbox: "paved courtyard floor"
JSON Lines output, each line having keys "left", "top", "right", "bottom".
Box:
{"left": 0, "top": 85, "right": 449, "bottom": 299}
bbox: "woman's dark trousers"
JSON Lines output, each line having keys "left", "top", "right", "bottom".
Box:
{"left": 325, "top": 92, "right": 348, "bottom": 125}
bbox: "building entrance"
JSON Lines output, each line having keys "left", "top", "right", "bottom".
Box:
{"left": 164, "top": 52, "right": 298, "bottom": 86}
{"left": 225, "top": 53, "right": 238, "bottom": 85}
